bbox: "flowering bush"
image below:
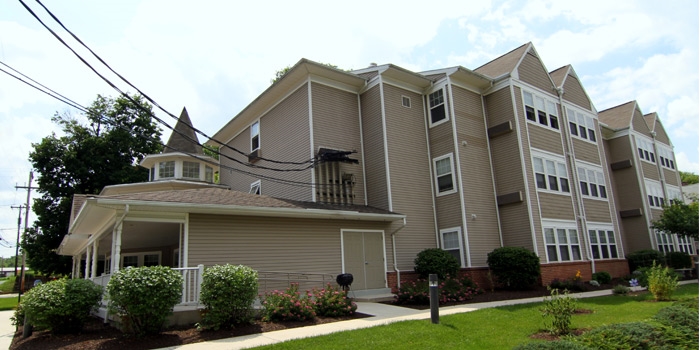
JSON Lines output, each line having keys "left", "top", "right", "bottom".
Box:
{"left": 312, "top": 283, "right": 357, "bottom": 317}
{"left": 260, "top": 283, "right": 316, "bottom": 322}
{"left": 393, "top": 276, "right": 482, "bottom": 305}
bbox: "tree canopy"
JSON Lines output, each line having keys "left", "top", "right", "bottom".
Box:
{"left": 651, "top": 201, "right": 699, "bottom": 241}
{"left": 25, "top": 94, "right": 162, "bottom": 276}
{"left": 680, "top": 171, "right": 699, "bottom": 185}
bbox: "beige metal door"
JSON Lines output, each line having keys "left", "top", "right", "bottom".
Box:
{"left": 343, "top": 231, "right": 385, "bottom": 290}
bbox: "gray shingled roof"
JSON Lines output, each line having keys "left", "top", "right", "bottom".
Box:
{"left": 100, "top": 187, "right": 401, "bottom": 216}
{"left": 163, "top": 107, "right": 203, "bottom": 155}
{"left": 598, "top": 101, "right": 637, "bottom": 130}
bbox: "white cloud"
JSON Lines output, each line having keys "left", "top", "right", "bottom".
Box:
{"left": 674, "top": 151, "right": 700, "bottom": 174}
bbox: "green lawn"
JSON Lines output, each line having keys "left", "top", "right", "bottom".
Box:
{"left": 0, "top": 276, "right": 16, "bottom": 293}
{"left": 0, "top": 297, "right": 19, "bottom": 311}
{"left": 254, "top": 284, "right": 698, "bottom": 349}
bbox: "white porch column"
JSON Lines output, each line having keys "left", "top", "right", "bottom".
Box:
{"left": 91, "top": 240, "right": 99, "bottom": 278}
{"left": 84, "top": 246, "right": 91, "bottom": 279}
{"left": 183, "top": 215, "right": 189, "bottom": 268}
{"left": 112, "top": 221, "right": 123, "bottom": 273}
{"left": 72, "top": 255, "right": 78, "bottom": 279}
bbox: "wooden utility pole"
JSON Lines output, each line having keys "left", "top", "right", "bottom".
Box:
{"left": 10, "top": 205, "right": 25, "bottom": 276}
{"left": 15, "top": 171, "right": 38, "bottom": 294}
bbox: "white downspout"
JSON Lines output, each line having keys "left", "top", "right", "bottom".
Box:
{"left": 391, "top": 218, "right": 407, "bottom": 288}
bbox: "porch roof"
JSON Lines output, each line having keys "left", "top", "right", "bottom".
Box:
{"left": 60, "top": 188, "right": 404, "bottom": 255}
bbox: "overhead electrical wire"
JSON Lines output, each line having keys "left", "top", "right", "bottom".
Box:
{"left": 19, "top": 0, "right": 323, "bottom": 175}
{"left": 0, "top": 61, "right": 87, "bottom": 112}
{"left": 30, "top": 0, "right": 317, "bottom": 168}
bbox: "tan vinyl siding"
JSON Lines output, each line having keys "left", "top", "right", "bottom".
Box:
{"left": 538, "top": 193, "right": 575, "bottom": 220}
{"left": 452, "top": 85, "right": 501, "bottom": 267}
{"left": 517, "top": 50, "right": 555, "bottom": 95}
{"left": 561, "top": 73, "right": 592, "bottom": 110}
{"left": 187, "top": 214, "right": 392, "bottom": 275}
{"left": 631, "top": 110, "right": 651, "bottom": 136}
{"left": 220, "top": 84, "right": 312, "bottom": 201}
{"left": 649, "top": 208, "right": 663, "bottom": 222}
{"left": 582, "top": 199, "right": 613, "bottom": 222}
{"left": 528, "top": 125, "right": 564, "bottom": 155}
{"left": 381, "top": 83, "right": 438, "bottom": 270}
{"left": 572, "top": 138, "right": 601, "bottom": 165}
{"left": 311, "top": 83, "right": 365, "bottom": 205}
{"left": 653, "top": 124, "right": 671, "bottom": 145}
{"left": 360, "top": 85, "right": 389, "bottom": 210}
{"left": 663, "top": 168, "right": 680, "bottom": 186}
{"left": 621, "top": 216, "right": 653, "bottom": 253}
{"left": 499, "top": 204, "right": 534, "bottom": 250}
{"left": 641, "top": 161, "right": 660, "bottom": 181}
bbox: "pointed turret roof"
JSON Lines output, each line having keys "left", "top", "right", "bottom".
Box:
{"left": 164, "top": 107, "right": 203, "bottom": 155}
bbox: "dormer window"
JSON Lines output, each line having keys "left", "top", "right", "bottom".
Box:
{"left": 183, "top": 161, "right": 200, "bottom": 179}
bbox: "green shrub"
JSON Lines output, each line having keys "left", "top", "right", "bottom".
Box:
{"left": 312, "top": 283, "right": 357, "bottom": 317}
{"left": 654, "top": 304, "right": 698, "bottom": 335}
{"left": 548, "top": 278, "right": 585, "bottom": 292}
{"left": 198, "top": 264, "right": 258, "bottom": 330}
{"left": 541, "top": 288, "right": 578, "bottom": 335}
{"left": 575, "top": 322, "right": 680, "bottom": 349}
{"left": 487, "top": 247, "right": 540, "bottom": 290}
{"left": 107, "top": 266, "right": 182, "bottom": 336}
{"left": 591, "top": 271, "right": 611, "bottom": 284}
{"left": 665, "top": 251, "right": 692, "bottom": 269}
{"left": 14, "top": 278, "right": 102, "bottom": 334}
{"left": 413, "top": 248, "right": 460, "bottom": 280}
{"left": 631, "top": 267, "right": 650, "bottom": 288}
{"left": 626, "top": 249, "right": 665, "bottom": 272}
{"left": 393, "top": 276, "right": 482, "bottom": 305}
{"left": 673, "top": 297, "right": 699, "bottom": 310}
{"left": 260, "top": 283, "right": 316, "bottom": 322}
{"left": 513, "top": 340, "right": 591, "bottom": 350}
{"left": 612, "top": 284, "right": 630, "bottom": 295}
{"left": 647, "top": 261, "right": 679, "bottom": 301}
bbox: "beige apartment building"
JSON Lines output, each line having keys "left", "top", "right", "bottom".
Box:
{"left": 61, "top": 43, "right": 693, "bottom": 295}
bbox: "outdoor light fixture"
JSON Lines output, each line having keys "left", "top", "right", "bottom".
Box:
{"left": 429, "top": 274, "right": 439, "bottom": 324}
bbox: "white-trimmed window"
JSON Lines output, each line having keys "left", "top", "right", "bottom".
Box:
{"left": 577, "top": 165, "right": 607, "bottom": 199}
{"left": 121, "top": 252, "right": 161, "bottom": 268}
{"left": 402, "top": 95, "right": 411, "bottom": 108}
{"left": 567, "top": 107, "right": 596, "bottom": 142}
{"left": 205, "top": 165, "right": 214, "bottom": 183}
{"left": 183, "top": 161, "right": 200, "bottom": 179}
{"left": 428, "top": 89, "right": 447, "bottom": 125}
{"left": 251, "top": 121, "right": 260, "bottom": 151}
{"left": 543, "top": 222, "right": 581, "bottom": 262}
{"left": 440, "top": 227, "right": 465, "bottom": 267}
{"left": 250, "top": 180, "right": 261, "bottom": 195}
{"left": 158, "top": 161, "right": 175, "bottom": 179}
{"left": 433, "top": 154, "right": 456, "bottom": 195}
{"left": 636, "top": 135, "right": 656, "bottom": 163}
{"left": 523, "top": 90, "right": 559, "bottom": 130}
{"left": 656, "top": 231, "right": 674, "bottom": 253}
{"left": 666, "top": 185, "right": 682, "bottom": 204}
{"left": 532, "top": 153, "right": 570, "bottom": 194}
{"left": 678, "top": 235, "right": 695, "bottom": 255}
{"left": 645, "top": 179, "right": 664, "bottom": 208}
{"left": 657, "top": 146, "right": 676, "bottom": 170}
{"left": 588, "top": 227, "right": 618, "bottom": 259}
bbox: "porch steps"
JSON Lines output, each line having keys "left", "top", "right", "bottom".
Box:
{"left": 348, "top": 288, "right": 395, "bottom": 302}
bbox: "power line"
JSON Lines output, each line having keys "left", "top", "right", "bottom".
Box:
{"left": 0, "top": 63, "right": 87, "bottom": 112}
{"left": 30, "top": 0, "right": 318, "bottom": 168}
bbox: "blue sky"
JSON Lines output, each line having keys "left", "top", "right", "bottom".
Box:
{"left": 0, "top": 0, "right": 698, "bottom": 259}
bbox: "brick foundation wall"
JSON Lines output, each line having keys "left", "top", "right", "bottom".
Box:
{"left": 387, "top": 259, "right": 630, "bottom": 290}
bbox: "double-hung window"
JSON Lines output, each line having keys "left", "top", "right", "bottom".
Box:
{"left": 645, "top": 179, "right": 664, "bottom": 208}
{"left": 251, "top": 121, "right": 260, "bottom": 151}
{"left": 577, "top": 164, "right": 607, "bottom": 199}
{"left": 532, "top": 153, "right": 570, "bottom": 194}
{"left": 433, "top": 154, "right": 456, "bottom": 195}
{"left": 678, "top": 235, "right": 695, "bottom": 255}
{"left": 440, "top": 227, "right": 465, "bottom": 267}
{"left": 523, "top": 90, "right": 559, "bottom": 130}
{"left": 657, "top": 146, "right": 676, "bottom": 170}
{"left": 567, "top": 108, "right": 597, "bottom": 142}
{"left": 543, "top": 222, "right": 581, "bottom": 262}
{"left": 428, "top": 89, "right": 447, "bottom": 125}
{"left": 205, "top": 165, "right": 214, "bottom": 183}
{"left": 656, "top": 231, "right": 674, "bottom": 253}
{"left": 635, "top": 135, "right": 656, "bottom": 163}
{"left": 588, "top": 228, "right": 618, "bottom": 259}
